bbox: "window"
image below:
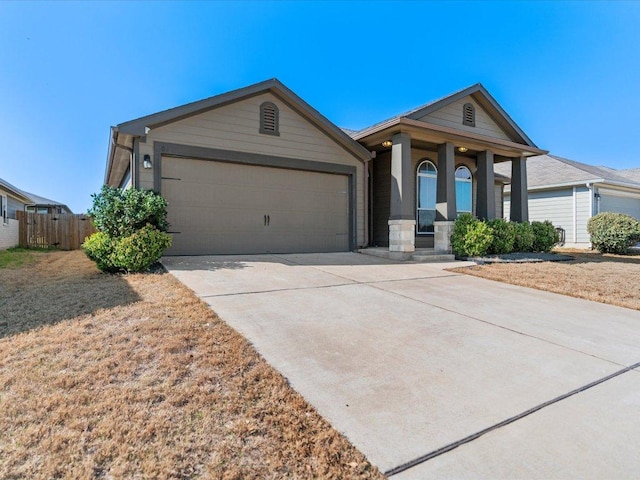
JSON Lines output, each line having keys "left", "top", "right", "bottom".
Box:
{"left": 416, "top": 160, "right": 437, "bottom": 234}
{"left": 462, "top": 102, "right": 475, "bottom": 127}
{"left": 259, "top": 101, "right": 280, "bottom": 136}
{"left": 1, "top": 194, "right": 7, "bottom": 225}
{"left": 455, "top": 166, "right": 472, "bottom": 214}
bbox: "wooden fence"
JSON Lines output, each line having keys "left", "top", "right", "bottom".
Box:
{"left": 17, "top": 211, "right": 97, "bottom": 250}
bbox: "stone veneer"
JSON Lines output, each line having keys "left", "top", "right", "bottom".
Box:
{"left": 434, "top": 220, "right": 455, "bottom": 254}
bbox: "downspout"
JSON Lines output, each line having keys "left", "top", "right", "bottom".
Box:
{"left": 572, "top": 186, "right": 577, "bottom": 244}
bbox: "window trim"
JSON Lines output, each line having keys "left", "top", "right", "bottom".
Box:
{"left": 1, "top": 194, "right": 7, "bottom": 225}
{"left": 259, "top": 101, "right": 280, "bottom": 136}
{"left": 416, "top": 159, "right": 438, "bottom": 235}
{"left": 462, "top": 102, "right": 476, "bottom": 127}
{"left": 455, "top": 165, "right": 473, "bottom": 214}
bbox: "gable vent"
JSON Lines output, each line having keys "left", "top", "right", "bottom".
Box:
{"left": 260, "top": 101, "right": 280, "bottom": 136}
{"left": 462, "top": 102, "right": 475, "bottom": 127}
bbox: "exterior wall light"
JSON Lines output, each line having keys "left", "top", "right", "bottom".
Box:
{"left": 458, "top": 146, "right": 468, "bottom": 153}
{"left": 143, "top": 154, "right": 152, "bottom": 169}
{"left": 381, "top": 140, "right": 393, "bottom": 148}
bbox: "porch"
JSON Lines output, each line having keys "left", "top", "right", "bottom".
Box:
{"left": 353, "top": 90, "right": 546, "bottom": 255}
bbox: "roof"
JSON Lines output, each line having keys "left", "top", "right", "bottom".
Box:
{"left": 351, "top": 83, "right": 539, "bottom": 149}
{"left": 494, "top": 155, "right": 640, "bottom": 191}
{"left": 107, "top": 79, "right": 372, "bottom": 185}
{"left": 0, "top": 176, "right": 72, "bottom": 212}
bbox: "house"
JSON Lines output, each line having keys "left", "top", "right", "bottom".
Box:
{"left": 104, "top": 79, "right": 546, "bottom": 257}
{"left": 0, "top": 177, "right": 72, "bottom": 249}
{"left": 495, "top": 155, "right": 640, "bottom": 248}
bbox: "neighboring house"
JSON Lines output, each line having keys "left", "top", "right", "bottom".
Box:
{"left": 0, "top": 177, "right": 72, "bottom": 249}
{"left": 104, "top": 79, "right": 546, "bottom": 257}
{"left": 496, "top": 155, "right": 640, "bottom": 248}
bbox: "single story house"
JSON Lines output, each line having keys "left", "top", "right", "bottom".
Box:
{"left": 0, "top": 177, "right": 72, "bottom": 249}
{"left": 496, "top": 155, "right": 640, "bottom": 248}
{"left": 104, "top": 79, "right": 546, "bottom": 257}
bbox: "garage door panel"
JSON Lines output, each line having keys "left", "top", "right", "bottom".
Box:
{"left": 162, "top": 157, "right": 350, "bottom": 255}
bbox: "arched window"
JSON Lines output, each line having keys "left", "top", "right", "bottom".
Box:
{"left": 416, "top": 160, "right": 437, "bottom": 234}
{"left": 462, "top": 102, "right": 475, "bottom": 127}
{"left": 259, "top": 101, "right": 280, "bottom": 136}
{"left": 455, "top": 166, "right": 472, "bottom": 214}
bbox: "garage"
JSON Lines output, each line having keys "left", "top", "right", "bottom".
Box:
{"left": 599, "top": 189, "right": 640, "bottom": 220}
{"left": 161, "top": 156, "right": 350, "bottom": 255}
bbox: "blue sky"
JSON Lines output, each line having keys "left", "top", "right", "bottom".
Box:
{"left": 1, "top": 1, "right": 639, "bottom": 213}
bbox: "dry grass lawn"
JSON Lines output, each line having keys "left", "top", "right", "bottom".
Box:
{"left": 0, "top": 250, "right": 384, "bottom": 479}
{"left": 450, "top": 249, "right": 640, "bottom": 311}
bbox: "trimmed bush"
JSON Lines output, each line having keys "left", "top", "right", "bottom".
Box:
{"left": 531, "top": 220, "right": 558, "bottom": 253}
{"left": 513, "top": 221, "right": 535, "bottom": 252}
{"left": 82, "top": 231, "right": 118, "bottom": 273}
{"left": 111, "top": 225, "right": 172, "bottom": 273}
{"left": 487, "top": 218, "right": 515, "bottom": 254}
{"left": 451, "top": 213, "right": 494, "bottom": 257}
{"left": 587, "top": 212, "right": 640, "bottom": 254}
{"left": 88, "top": 186, "right": 168, "bottom": 238}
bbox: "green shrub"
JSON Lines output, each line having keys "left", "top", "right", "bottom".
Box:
{"left": 531, "top": 220, "right": 558, "bottom": 252}
{"left": 587, "top": 212, "right": 640, "bottom": 254}
{"left": 85, "top": 186, "right": 172, "bottom": 273}
{"left": 451, "top": 213, "right": 494, "bottom": 257}
{"left": 512, "top": 221, "right": 535, "bottom": 252}
{"left": 111, "top": 225, "right": 172, "bottom": 273}
{"left": 487, "top": 218, "right": 515, "bottom": 254}
{"left": 88, "top": 186, "right": 168, "bottom": 238}
{"left": 82, "top": 231, "right": 118, "bottom": 272}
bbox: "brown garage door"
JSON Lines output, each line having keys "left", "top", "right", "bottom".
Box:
{"left": 161, "top": 157, "right": 350, "bottom": 255}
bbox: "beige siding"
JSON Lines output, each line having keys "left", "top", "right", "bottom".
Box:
{"left": 416, "top": 96, "right": 512, "bottom": 142}
{"left": 140, "top": 92, "right": 365, "bottom": 246}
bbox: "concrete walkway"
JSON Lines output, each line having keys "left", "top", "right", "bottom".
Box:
{"left": 163, "top": 253, "right": 640, "bottom": 478}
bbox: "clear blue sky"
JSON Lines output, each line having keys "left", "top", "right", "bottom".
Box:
{"left": 1, "top": 1, "right": 639, "bottom": 213}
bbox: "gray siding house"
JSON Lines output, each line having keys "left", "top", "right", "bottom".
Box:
{"left": 0, "top": 177, "right": 71, "bottom": 249}
{"left": 495, "top": 155, "right": 640, "bottom": 248}
{"left": 105, "top": 79, "right": 546, "bottom": 257}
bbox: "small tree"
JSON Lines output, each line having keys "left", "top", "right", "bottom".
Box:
{"left": 83, "top": 186, "right": 171, "bottom": 273}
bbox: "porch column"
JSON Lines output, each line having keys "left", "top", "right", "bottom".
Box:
{"left": 434, "top": 142, "right": 456, "bottom": 253}
{"left": 510, "top": 156, "right": 529, "bottom": 222}
{"left": 388, "top": 132, "right": 415, "bottom": 257}
{"left": 476, "top": 150, "right": 496, "bottom": 220}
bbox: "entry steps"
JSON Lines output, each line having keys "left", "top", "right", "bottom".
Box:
{"left": 358, "top": 247, "right": 455, "bottom": 263}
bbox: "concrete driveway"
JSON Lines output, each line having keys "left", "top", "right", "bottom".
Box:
{"left": 163, "top": 253, "right": 640, "bottom": 478}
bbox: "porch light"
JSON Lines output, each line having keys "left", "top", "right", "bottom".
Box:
{"left": 143, "top": 154, "right": 152, "bottom": 169}
{"left": 382, "top": 140, "right": 393, "bottom": 148}
{"left": 458, "top": 146, "right": 468, "bottom": 153}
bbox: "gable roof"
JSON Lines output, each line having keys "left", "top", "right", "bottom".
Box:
{"left": 0, "top": 177, "right": 31, "bottom": 202}
{"left": 352, "top": 83, "right": 537, "bottom": 148}
{"left": 494, "top": 155, "right": 640, "bottom": 190}
{"left": 0, "top": 176, "right": 72, "bottom": 212}
{"left": 619, "top": 168, "right": 640, "bottom": 183}
{"left": 107, "top": 79, "right": 371, "bottom": 184}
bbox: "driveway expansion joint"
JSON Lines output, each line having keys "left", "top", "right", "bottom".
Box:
{"left": 385, "top": 360, "right": 640, "bottom": 477}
